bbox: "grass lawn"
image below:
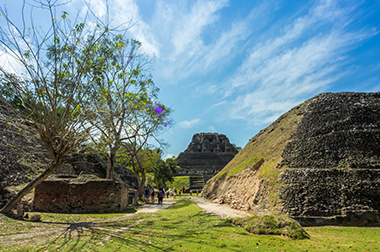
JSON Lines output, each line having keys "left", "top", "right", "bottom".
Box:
{"left": 166, "top": 176, "right": 192, "bottom": 190}
{"left": 1, "top": 199, "right": 379, "bottom": 251}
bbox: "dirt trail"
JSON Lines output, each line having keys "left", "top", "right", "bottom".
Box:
{"left": 137, "top": 196, "right": 251, "bottom": 219}
{"left": 136, "top": 197, "right": 177, "bottom": 213}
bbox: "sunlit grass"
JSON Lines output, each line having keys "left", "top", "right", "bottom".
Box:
{"left": 1, "top": 199, "right": 380, "bottom": 251}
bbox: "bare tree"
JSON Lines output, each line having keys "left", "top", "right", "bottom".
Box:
{"left": 84, "top": 34, "right": 166, "bottom": 180}
{"left": 121, "top": 102, "right": 172, "bottom": 199}
{"left": 0, "top": 0, "right": 129, "bottom": 213}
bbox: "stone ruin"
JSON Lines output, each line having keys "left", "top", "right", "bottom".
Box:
{"left": 202, "top": 92, "right": 380, "bottom": 224}
{"left": 33, "top": 152, "right": 139, "bottom": 213}
{"left": 34, "top": 175, "right": 129, "bottom": 213}
{"left": 176, "top": 133, "right": 238, "bottom": 190}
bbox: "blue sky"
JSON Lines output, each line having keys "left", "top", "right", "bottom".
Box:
{"left": 1, "top": 0, "right": 380, "bottom": 159}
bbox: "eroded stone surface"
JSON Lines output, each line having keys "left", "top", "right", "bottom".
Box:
{"left": 34, "top": 175, "right": 129, "bottom": 213}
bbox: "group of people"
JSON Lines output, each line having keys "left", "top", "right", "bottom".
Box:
{"left": 144, "top": 187, "right": 166, "bottom": 205}
{"left": 144, "top": 186, "right": 196, "bottom": 204}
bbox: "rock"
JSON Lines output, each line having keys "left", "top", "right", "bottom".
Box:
{"left": 15, "top": 204, "right": 24, "bottom": 218}
{"left": 30, "top": 214, "right": 41, "bottom": 222}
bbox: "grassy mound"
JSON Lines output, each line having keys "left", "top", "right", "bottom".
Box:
{"left": 229, "top": 215, "right": 310, "bottom": 239}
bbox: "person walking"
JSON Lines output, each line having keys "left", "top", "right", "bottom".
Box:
{"left": 144, "top": 186, "right": 150, "bottom": 204}
{"left": 166, "top": 188, "right": 170, "bottom": 198}
{"left": 150, "top": 188, "right": 155, "bottom": 204}
{"left": 182, "top": 186, "right": 185, "bottom": 195}
{"left": 173, "top": 187, "right": 177, "bottom": 199}
{"left": 158, "top": 188, "right": 165, "bottom": 205}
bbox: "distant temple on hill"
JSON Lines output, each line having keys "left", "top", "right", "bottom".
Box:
{"left": 176, "top": 133, "right": 238, "bottom": 191}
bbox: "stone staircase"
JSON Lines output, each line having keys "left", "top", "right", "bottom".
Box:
{"left": 189, "top": 175, "right": 215, "bottom": 192}
{"left": 189, "top": 176, "right": 204, "bottom": 191}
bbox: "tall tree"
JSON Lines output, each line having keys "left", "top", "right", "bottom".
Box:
{"left": 84, "top": 34, "right": 163, "bottom": 180}
{"left": 0, "top": 1, "right": 129, "bottom": 213}
{"left": 121, "top": 100, "right": 172, "bottom": 198}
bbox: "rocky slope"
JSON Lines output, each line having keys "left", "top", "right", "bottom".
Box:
{"left": 0, "top": 100, "right": 51, "bottom": 191}
{"left": 202, "top": 92, "right": 380, "bottom": 218}
{"left": 0, "top": 99, "right": 137, "bottom": 208}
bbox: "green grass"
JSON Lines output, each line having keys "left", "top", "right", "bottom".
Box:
{"left": 1, "top": 199, "right": 380, "bottom": 251}
{"left": 166, "top": 176, "right": 193, "bottom": 190}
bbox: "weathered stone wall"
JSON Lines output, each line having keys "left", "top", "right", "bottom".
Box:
{"left": 281, "top": 169, "right": 380, "bottom": 216}
{"left": 55, "top": 152, "right": 138, "bottom": 190}
{"left": 281, "top": 92, "right": 380, "bottom": 168}
{"left": 0, "top": 100, "right": 51, "bottom": 190}
{"left": 34, "top": 175, "right": 129, "bottom": 213}
{"left": 279, "top": 92, "right": 380, "bottom": 218}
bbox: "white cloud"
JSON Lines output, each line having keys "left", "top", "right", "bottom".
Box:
{"left": 208, "top": 126, "right": 216, "bottom": 132}
{"left": 164, "top": 153, "right": 176, "bottom": 160}
{"left": 0, "top": 47, "right": 25, "bottom": 75}
{"left": 178, "top": 118, "right": 201, "bottom": 129}
{"left": 218, "top": 0, "right": 378, "bottom": 125}
{"left": 74, "top": 0, "right": 160, "bottom": 56}
{"left": 151, "top": 0, "right": 260, "bottom": 81}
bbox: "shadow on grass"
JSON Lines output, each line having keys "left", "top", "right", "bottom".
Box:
{"left": 37, "top": 221, "right": 97, "bottom": 251}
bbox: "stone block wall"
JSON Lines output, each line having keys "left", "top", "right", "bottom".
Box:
{"left": 280, "top": 168, "right": 380, "bottom": 217}
{"left": 34, "top": 177, "right": 129, "bottom": 213}
{"left": 176, "top": 133, "right": 238, "bottom": 176}
{"left": 281, "top": 92, "right": 380, "bottom": 169}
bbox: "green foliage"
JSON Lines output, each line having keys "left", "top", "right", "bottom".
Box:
{"left": 145, "top": 172, "right": 155, "bottom": 188}
{"left": 228, "top": 215, "right": 310, "bottom": 239}
{"left": 166, "top": 176, "right": 191, "bottom": 190}
{"left": 153, "top": 157, "right": 178, "bottom": 188}
{"left": 232, "top": 143, "right": 242, "bottom": 152}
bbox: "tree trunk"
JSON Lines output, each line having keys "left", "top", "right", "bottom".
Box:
{"left": 130, "top": 157, "right": 144, "bottom": 200}
{"left": 0, "top": 161, "right": 61, "bottom": 214}
{"left": 106, "top": 150, "right": 116, "bottom": 179}
{"left": 135, "top": 155, "right": 146, "bottom": 199}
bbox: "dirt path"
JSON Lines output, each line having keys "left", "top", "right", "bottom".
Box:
{"left": 136, "top": 197, "right": 177, "bottom": 213}
{"left": 137, "top": 196, "right": 251, "bottom": 219}
{"left": 189, "top": 196, "right": 251, "bottom": 219}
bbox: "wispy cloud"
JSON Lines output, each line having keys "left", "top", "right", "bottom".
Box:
{"left": 178, "top": 118, "right": 201, "bottom": 129}
{"left": 218, "top": 0, "right": 378, "bottom": 125}
{"left": 73, "top": 0, "right": 160, "bottom": 56}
